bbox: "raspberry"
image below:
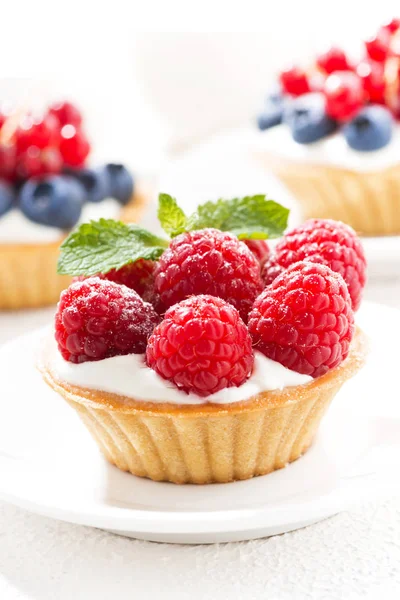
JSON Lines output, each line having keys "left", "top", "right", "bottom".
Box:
{"left": 365, "top": 28, "right": 391, "bottom": 62}
{"left": 323, "top": 71, "right": 364, "bottom": 121}
{"left": 146, "top": 295, "right": 254, "bottom": 396}
{"left": 279, "top": 66, "right": 310, "bottom": 96}
{"left": 59, "top": 124, "right": 90, "bottom": 167}
{"left": 73, "top": 260, "right": 164, "bottom": 314}
{"left": 262, "top": 219, "right": 366, "bottom": 311}
{"left": 316, "top": 47, "right": 352, "bottom": 74}
{"left": 248, "top": 262, "right": 354, "bottom": 378}
{"left": 154, "top": 229, "right": 263, "bottom": 322}
{"left": 55, "top": 277, "right": 160, "bottom": 363}
{"left": 243, "top": 239, "right": 270, "bottom": 265}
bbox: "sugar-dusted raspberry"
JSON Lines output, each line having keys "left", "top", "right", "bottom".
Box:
{"left": 73, "top": 260, "right": 164, "bottom": 314}
{"left": 262, "top": 219, "right": 366, "bottom": 311}
{"left": 154, "top": 229, "right": 263, "bottom": 322}
{"left": 146, "top": 295, "right": 254, "bottom": 397}
{"left": 243, "top": 239, "right": 270, "bottom": 265}
{"left": 55, "top": 277, "right": 160, "bottom": 363}
{"left": 248, "top": 261, "right": 354, "bottom": 378}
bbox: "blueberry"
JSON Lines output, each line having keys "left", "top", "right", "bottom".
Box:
{"left": 284, "top": 93, "right": 338, "bottom": 144}
{"left": 257, "top": 104, "right": 283, "bottom": 130}
{"left": 343, "top": 105, "right": 394, "bottom": 151}
{"left": 19, "top": 176, "right": 85, "bottom": 229}
{"left": 257, "top": 87, "right": 285, "bottom": 130}
{"left": 0, "top": 180, "right": 16, "bottom": 217}
{"left": 104, "top": 163, "right": 134, "bottom": 205}
{"left": 64, "top": 166, "right": 109, "bottom": 203}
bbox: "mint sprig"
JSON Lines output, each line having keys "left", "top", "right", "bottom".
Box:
{"left": 185, "top": 195, "right": 289, "bottom": 240}
{"left": 157, "top": 193, "right": 187, "bottom": 237}
{"left": 57, "top": 219, "right": 168, "bottom": 276}
{"left": 58, "top": 194, "right": 289, "bottom": 276}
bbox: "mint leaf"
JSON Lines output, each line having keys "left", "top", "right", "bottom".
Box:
{"left": 186, "top": 195, "right": 289, "bottom": 239}
{"left": 57, "top": 219, "right": 169, "bottom": 276}
{"left": 158, "top": 193, "right": 188, "bottom": 237}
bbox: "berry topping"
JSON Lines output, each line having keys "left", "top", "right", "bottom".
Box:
{"left": 316, "top": 47, "right": 352, "bottom": 74}
{"left": 0, "top": 144, "right": 17, "bottom": 182}
{"left": 284, "top": 93, "right": 338, "bottom": 143}
{"left": 0, "top": 180, "right": 15, "bottom": 217}
{"left": 343, "top": 105, "right": 394, "bottom": 151}
{"left": 19, "top": 176, "right": 85, "bottom": 229}
{"left": 323, "top": 71, "right": 364, "bottom": 120}
{"left": 382, "top": 18, "right": 400, "bottom": 35}
{"left": 15, "top": 113, "right": 60, "bottom": 153}
{"left": 243, "top": 239, "right": 270, "bottom": 265}
{"left": 74, "top": 260, "right": 163, "bottom": 313}
{"left": 49, "top": 101, "right": 83, "bottom": 128}
{"left": 55, "top": 277, "right": 160, "bottom": 363}
{"left": 154, "top": 228, "right": 263, "bottom": 322}
{"left": 262, "top": 219, "right": 366, "bottom": 311}
{"left": 365, "top": 28, "right": 391, "bottom": 63}
{"left": 104, "top": 163, "right": 134, "bottom": 205}
{"left": 257, "top": 90, "right": 285, "bottom": 130}
{"left": 59, "top": 124, "right": 90, "bottom": 167}
{"left": 279, "top": 66, "right": 310, "bottom": 96}
{"left": 146, "top": 295, "right": 254, "bottom": 396}
{"left": 356, "top": 61, "right": 386, "bottom": 104}
{"left": 248, "top": 261, "right": 355, "bottom": 378}
{"left": 66, "top": 166, "right": 109, "bottom": 203}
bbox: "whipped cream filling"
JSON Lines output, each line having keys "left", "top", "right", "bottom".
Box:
{"left": 0, "top": 198, "right": 122, "bottom": 244}
{"left": 254, "top": 123, "right": 400, "bottom": 172}
{"left": 48, "top": 340, "right": 312, "bottom": 406}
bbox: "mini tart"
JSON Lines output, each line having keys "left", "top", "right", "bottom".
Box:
{"left": 260, "top": 153, "right": 400, "bottom": 236}
{"left": 0, "top": 188, "right": 148, "bottom": 310}
{"left": 41, "top": 329, "right": 366, "bottom": 485}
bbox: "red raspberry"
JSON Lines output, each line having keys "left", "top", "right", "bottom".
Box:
{"left": 262, "top": 219, "right": 366, "bottom": 311}
{"left": 356, "top": 61, "right": 386, "bottom": 104}
{"left": 73, "top": 260, "right": 164, "bottom": 314}
{"left": 154, "top": 228, "right": 263, "bottom": 322}
{"left": 48, "top": 101, "right": 83, "bottom": 128}
{"left": 0, "top": 144, "right": 17, "bottom": 181}
{"left": 59, "top": 124, "right": 90, "bottom": 167}
{"left": 146, "top": 295, "right": 254, "bottom": 396}
{"left": 316, "top": 47, "right": 352, "bottom": 74}
{"left": 382, "top": 18, "right": 400, "bottom": 35}
{"left": 16, "top": 113, "right": 60, "bottom": 153}
{"left": 365, "top": 28, "right": 391, "bottom": 62}
{"left": 324, "top": 71, "right": 364, "bottom": 121}
{"left": 243, "top": 239, "right": 270, "bottom": 265}
{"left": 279, "top": 66, "right": 310, "bottom": 96}
{"left": 248, "top": 262, "right": 354, "bottom": 378}
{"left": 55, "top": 277, "right": 160, "bottom": 363}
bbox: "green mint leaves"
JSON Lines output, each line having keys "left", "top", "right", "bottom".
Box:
{"left": 58, "top": 194, "right": 289, "bottom": 276}
{"left": 158, "top": 193, "right": 289, "bottom": 240}
{"left": 57, "top": 219, "right": 168, "bottom": 276}
{"left": 157, "top": 194, "right": 187, "bottom": 237}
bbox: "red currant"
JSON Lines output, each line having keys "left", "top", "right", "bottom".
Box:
{"left": 324, "top": 71, "right": 365, "bottom": 120}
{"left": 382, "top": 18, "right": 400, "bottom": 35}
{"left": 356, "top": 60, "right": 386, "bottom": 104}
{"left": 365, "top": 28, "right": 391, "bottom": 62}
{"left": 0, "top": 144, "right": 17, "bottom": 181}
{"left": 49, "top": 101, "right": 82, "bottom": 127}
{"left": 279, "top": 66, "right": 310, "bottom": 96}
{"left": 59, "top": 124, "right": 90, "bottom": 167}
{"left": 316, "top": 47, "right": 352, "bottom": 74}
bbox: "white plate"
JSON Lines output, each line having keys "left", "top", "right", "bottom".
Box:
{"left": 160, "top": 127, "right": 400, "bottom": 280}
{"left": 0, "top": 302, "right": 399, "bottom": 544}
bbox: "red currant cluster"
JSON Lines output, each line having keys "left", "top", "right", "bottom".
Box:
{"left": 0, "top": 101, "right": 90, "bottom": 183}
{"left": 279, "top": 18, "right": 400, "bottom": 121}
